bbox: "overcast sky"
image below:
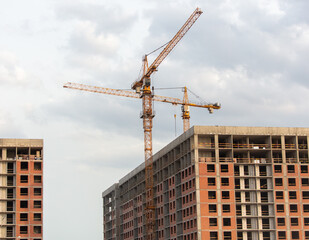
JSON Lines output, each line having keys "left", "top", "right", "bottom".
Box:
{"left": 1, "top": 0, "right": 309, "bottom": 239}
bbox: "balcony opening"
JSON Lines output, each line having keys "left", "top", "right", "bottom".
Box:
{"left": 33, "top": 226, "right": 42, "bottom": 234}
{"left": 291, "top": 218, "right": 299, "bottom": 226}
{"left": 221, "top": 178, "right": 229, "bottom": 186}
{"left": 20, "top": 188, "right": 28, "bottom": 196}
{"left": 207, "top": 164, "right": 215, "bottom": 173}
{"left": 209, "top": 218, "right": 217, "bottom": 226}
{"left": 220, "top": 165, "right": 229, "bottom": 173}
{"left": 223, "top": 218, "right": 231, "bottom": 226}
{"left": 34, "top": 188, "right": 42, "bottom": 196}
{"left": 222, "top": 204, "right": 230, "bottom": 213}
{"left": 224, "top": 232, "right": 232, "bottom": 240}
{"left": 34, "top": 162, "right": 42, "bottom": 171}
{"left": 208, "top": 191, "right": 216, "bottom": 199}
{"left": 277, "top": 218, "right": 285, "bottom": 226}
{"left": 20, "top": 226, "right": 28, "bottom": 234}
{"left": 34, "top": 175, "right": 42, "bottom": 183}
{"left": 208, "top": 178, "right": 216, "bottom": 186}
{"left": 290, "top": 204, "right": 298, "bottom": 213}
{"left": 274, "top": 165, "right": 282, "bottom": 173}
{"left": 20, "top": 213, "right": 28, "bottom": 221}
{"left": 302, "top": 178, "right": 309, "bottom": 186}
{"left": 7, "top": 162, "right": 14, "bottom": 173}
{"left": 20, "top": 201, "right": 28, "bottom": 209}
{"left": 20, "top": 175, "right": 28, "bottom": 183}
{"left": 222, "top": 191, "right": 230, "bottom": 199}
{"left": 209, "top": 204, "right": 217, "bottom": 213}
{"left": 20, "top": 162, "right": 28, "bottom": 171}
{"left": 287, "top": 165, "right": 295, "bottom": 173}
{"left": 34, "top": 213, "right": 42, "bottom": 221}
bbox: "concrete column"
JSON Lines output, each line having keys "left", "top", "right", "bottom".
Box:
{"left": 194, "top": 134, "right": 202, "bottom": 240}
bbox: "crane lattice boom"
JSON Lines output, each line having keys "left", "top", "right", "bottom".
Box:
{"left": 131, "top": 7, "right": 203, "bottom": 90}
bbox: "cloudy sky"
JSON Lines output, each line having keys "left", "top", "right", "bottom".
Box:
{"left": 1, "top": 0, "right": 309, "bottom": 239}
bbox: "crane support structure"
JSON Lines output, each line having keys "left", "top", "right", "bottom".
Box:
{"left": 132, "top": 8, "right": 203, "bottom": 239}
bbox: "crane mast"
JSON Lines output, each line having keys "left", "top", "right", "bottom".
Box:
{"left": 135, "top": 8, "right": 203, "bottom": 239}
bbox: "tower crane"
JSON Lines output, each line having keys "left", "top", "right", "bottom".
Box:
{"left": 63, "top": 82, "right": 221, "bottom": 132}
{"left": 63, "top": 7, "right": 218, "bottom": 240}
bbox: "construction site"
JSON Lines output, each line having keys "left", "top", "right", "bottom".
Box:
{"left": 103, "top": 126, "right": 309, "bottom": 240}
{"left": 61, "top": 6, "right": 309, "bottom": 240}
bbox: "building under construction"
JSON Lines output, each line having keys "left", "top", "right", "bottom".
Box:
{"left": 103, "top": 126, "right": 309, "bottom": 240}
{"left": 0, "top": 139, "right": 43, "bottom": 239}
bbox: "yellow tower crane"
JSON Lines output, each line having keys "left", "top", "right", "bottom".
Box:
{"left": 63, "top": 7, "right": 220, "bottom": 239}
{"left": 63, "top": 83, "right": 221, "bottom": 131}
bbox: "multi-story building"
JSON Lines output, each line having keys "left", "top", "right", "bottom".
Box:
{"left": 102, "top": 126, "right": 309, "bottom": 240}
{"left": 0, "top": 139, "right": 43, "bottom": 240}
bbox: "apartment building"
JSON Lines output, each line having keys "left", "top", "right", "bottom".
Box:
{"left": 102, "top": 126, "right": 309, "bottom": 240}
{"left": 0, "top": 139, "right": 43, "bottom": 240}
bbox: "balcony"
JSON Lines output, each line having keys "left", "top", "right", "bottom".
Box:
{"left": 199, "top": 157, "right": 215, "bottom": 163}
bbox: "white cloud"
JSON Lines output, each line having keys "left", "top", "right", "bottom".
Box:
{"left": 0, "top": 51, "right": 29, "bottom": 85}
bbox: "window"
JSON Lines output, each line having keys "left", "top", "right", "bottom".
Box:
{"left": 20, "top": 201, "right": 28, "bottom": 208}
{"left": 210, "top": 232, "right": 218, "bottom": 240}
{"left": 224, "top": 232, "right": 232, "bottom": 240}
{"left": 287, "top": 165, "right": 295, "bottom": 173}
{"left": 304, "top": 205, "right": 309, "bottom": 212}
{"left": 274, "top": 165, "right": 282, "bottom": 173}
{"left": 33, "top": 226, "right": 42, "bottom": 234}
{"left": 302, "top": 178, "right": 309, "bottom": 186}
{"left": 275, "top": 178, "right": 283, "bottom": 186}
{"left": 20, "top": 226, "right": 28, "bottom": 234}
{"left": 221, "top": 178, "right": 229, "bottom": 186}
{"left": 305, "top": 218, "right": 309, "bottom": 226}
{"left": 305, "top": 231, "right": 309, "bottom": 240}
{"left": 208, "top": 191, "right": 216, "bottom": 199}
{"left": 34, "top": 188, "right": 42, "bottom": 196}
{"left": 277, "top": 218, "right": 285, "bottom": 226}
{"left": 277, "top": 204, "right": 284, "bottom": 212}
{"left": 20, "top": 188, "right": 28, "bottom": 196}
{"left": 209, "top": 204, "right": 217, "bottom": 213}
{"left": 290, "top": 204, "right": 298, "bottom": 212}
{"left": 34, "top": 162, "right": 42, "bottom": 171}
{"left": 222, "top": 205, "right": 230, "bottom": 213}
{"left": 20, "top": 162, "right": 28, "bottom": 171}
{"left": 223, "top": 218, "right": 231, "bottom": 226}
{"left": 221, "top": 165, "right": 228, "bottom": 172}
{"left": 289, "top": 191, "right": 297, "bottom": 199}
{"left": 20, "top": 213, "right": 28, "bottom": 221}
{"left": 288, "top": 178, "right": 296, "bottom": 186}
{"left": 208, "top": 178, "right": 216, "bottom": 186}
{"left": 303, "top": 191, "right": 309, "bottom": 199}
{"left": 276, "top": 191, "right": 284, "bottom": 199}
{"left": 302, "top": 165, "right": 309, "bottom": 173}
{"left": 222, "top": 191, "right": 230, "bottom": 199}
{"left": 291, "top": 218, "right": 298, "bottom": 226}
{"left": 278, "top": 231, "right": 286, "bottom": 239}
{"left": 209, "top": 218, "right": 217, "bottom": 226}
{"left": 34, "top": 175, "right": 42, "bottom": 183}
{"left": 20, "top": 175, "right": 28, "bottom": 183}
{"left": 33, "top": 201, "right": 42, "bottom": 209}
{"left": 291, "top": 231, "right": 299, "bottom": 239}
{"left": 207, "top": 164, "right": 215, "bottom": 172}
{"left": 34, "top": 213, "right": 42, "bottom": 221}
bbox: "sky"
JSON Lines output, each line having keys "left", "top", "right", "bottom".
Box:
{"left": 0, "top": 0, "right": 309, "bottom": 239}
